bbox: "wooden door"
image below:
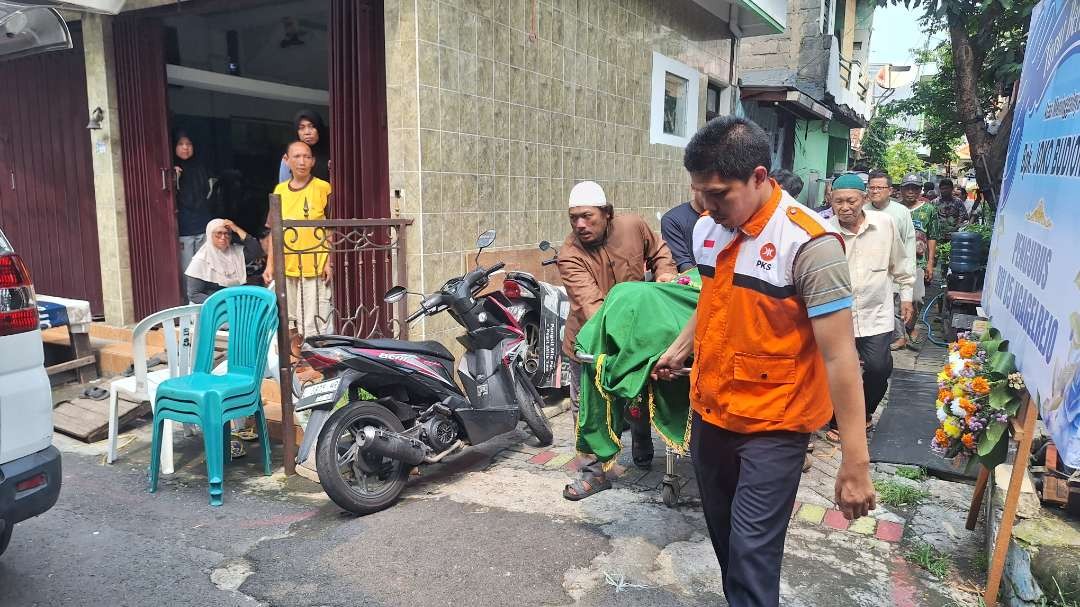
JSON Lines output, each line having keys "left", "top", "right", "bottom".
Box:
{"left": 0, "top": 29, "right": 104, "bottom": 315}
{"left": 114, "top": 17, "right": 180, "bottom": 320}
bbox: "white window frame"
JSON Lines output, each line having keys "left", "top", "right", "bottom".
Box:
{"left": 649, "top": 52, "right": 701, "bottom": 148}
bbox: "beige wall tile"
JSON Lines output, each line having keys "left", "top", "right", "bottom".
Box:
{"left": 418, "top": 41, "right": 440, "bottom": 87}
{"left": 418, "top": 1, "right": 439, "bottom": 42}
{"left": 438, "top": 3, "right": 461, "bottom": 49}
{"left": 395, "top": 0, "right": 733, "bottom": 339}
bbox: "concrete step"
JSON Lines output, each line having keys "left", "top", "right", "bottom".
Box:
{"left": 97, "top": 341, "right": 165, "bottom": 376}
{"left": 88, "top": 323, "right": 133, "bottom": 343}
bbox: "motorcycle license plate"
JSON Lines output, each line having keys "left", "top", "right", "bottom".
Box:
{"left": 300, "top": 377, "right": 341, "bottom": 403}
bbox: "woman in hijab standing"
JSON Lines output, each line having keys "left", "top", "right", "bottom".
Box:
{"left": 184, "top": 219, "right": 266, "bottom": 304}
{"left": 174, "top": 130, "right": 219, "bottom": 293}
{"left": 278, "top": 109, "right": 330, "bottom": 183}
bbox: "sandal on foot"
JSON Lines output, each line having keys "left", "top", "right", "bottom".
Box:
{"left": 230, "top": 439, "right": 247, "bottom": 459}
{"left": 234, "top": 428, "right": 259, "bottom": 442}
{"left": 563, "top": 476, "right": 611, "bottom": 501}
{"left": 825, "top": 428, "right": 841, "bottom": 443}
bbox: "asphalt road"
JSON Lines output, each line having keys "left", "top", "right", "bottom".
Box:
{"left": 0, "top": 424, "right": 716, "bottom": 607}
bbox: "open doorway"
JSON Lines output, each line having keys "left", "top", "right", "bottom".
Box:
{"left": 117, "top": 0, "right": 387, "bottom": 320}
{"left": 162, "top": 0, "right": 329, "bottom": 240}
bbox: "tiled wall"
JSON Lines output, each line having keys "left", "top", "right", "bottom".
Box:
{"left": 386, "top": 0, "right": 733, "bottom": 343}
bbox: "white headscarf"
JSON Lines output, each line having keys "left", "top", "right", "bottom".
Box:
{"left": 185, "top": 218, "right": 247, "bottom": 287}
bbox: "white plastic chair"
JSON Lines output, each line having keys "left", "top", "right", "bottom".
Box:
{"left": 106, "top": 304, "right": 201, "bottom": 474}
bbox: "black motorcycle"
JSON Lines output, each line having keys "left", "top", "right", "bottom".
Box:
{"left": 501, "top": 241, "right": 570, "bottom": 392}
{"left": 293, "top": 230, "right": 553, "bottom": 515}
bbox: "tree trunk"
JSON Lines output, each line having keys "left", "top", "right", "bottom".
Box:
{"left": 947, "top": 10, "right": 997, "bottom": 195}
{"left": 981, "top": 100, "right": 1014, "bottom": 205}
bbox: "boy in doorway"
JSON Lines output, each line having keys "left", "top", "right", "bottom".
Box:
{"left": 266, "top": 141, "right": 333, "bottom": 356}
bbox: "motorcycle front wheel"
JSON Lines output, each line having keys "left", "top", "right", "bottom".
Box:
{"left": 513, "top": 368, "right": 554, "bottom": 446}
{"left": 316, "top": 402, "right": 410, "bottom": 515}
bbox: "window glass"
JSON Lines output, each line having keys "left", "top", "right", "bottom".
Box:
{"left": 663, "top": 72, "right": 688, "bottom": 136}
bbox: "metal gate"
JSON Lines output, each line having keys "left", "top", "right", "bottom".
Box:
{"left": 268, "top": 196, "right": 411, "bottom": 473}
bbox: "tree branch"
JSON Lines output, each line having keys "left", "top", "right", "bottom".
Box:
{"left": 972, "top": 0, "right": 1002, "bottom": 66}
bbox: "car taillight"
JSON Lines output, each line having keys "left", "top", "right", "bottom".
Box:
{"left": 502, "top": 279, "right": 522, "bottom": 299}
{"left": 0, "top": 253, "right": 36, "bottom": 337}
{"left": 0, "top": 253, "right": 32, "bottom": 288}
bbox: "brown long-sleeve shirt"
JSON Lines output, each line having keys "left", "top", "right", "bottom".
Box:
{"left": 558, "top": 214, "right": 677, "bottom": 357}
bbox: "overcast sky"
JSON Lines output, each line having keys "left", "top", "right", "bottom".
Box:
{"left": 868, "top": 4, "right": 937, "bottom": 66}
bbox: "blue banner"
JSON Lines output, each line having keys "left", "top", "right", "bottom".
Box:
{"left": 985, "top": 0, "right": 1080, "bottom": 465}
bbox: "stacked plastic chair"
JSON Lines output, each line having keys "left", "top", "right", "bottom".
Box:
{"left": 148, "top": 286, "right": 279, "bottom": 506}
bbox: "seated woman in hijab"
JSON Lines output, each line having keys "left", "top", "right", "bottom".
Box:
{"left": 185, "top": 218, "right": 266, "bottom": 304}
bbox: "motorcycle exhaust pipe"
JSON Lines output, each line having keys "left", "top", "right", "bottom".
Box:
{"left": 356, "top": 426, "right": 429, "bottom": 466}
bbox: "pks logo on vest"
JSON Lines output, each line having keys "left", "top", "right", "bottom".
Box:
{"left": 757, "top": 242, "right": 777, "bottom": 270}
{"left": 759, "top": 243, "right": 777, "bottom": 261}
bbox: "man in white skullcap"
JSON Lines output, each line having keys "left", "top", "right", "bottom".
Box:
{"left": 558, "top": 180, "right": 677, "bottom": 500}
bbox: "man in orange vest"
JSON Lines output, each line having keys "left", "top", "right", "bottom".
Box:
{"left": 653, "top": 117, "right": 876, "bottom": 606}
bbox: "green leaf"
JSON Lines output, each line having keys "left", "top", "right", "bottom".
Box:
{"left": 988, "top": 381, "right": 1016, "bottom": 411}
{"left": 977, "top": 428, "right": 1010, "bottom": 469}
{"left": 989, "top": 351, "right": 1017, "bottom": 376}
{"left": 998, "top": 0, "right": 1012, "bottom": 9}
{"left": 978, "top": 421, "right": 1008, "bottom": 457}
{"left": 981, "top": 337, "right": 1004, "bottom": 354}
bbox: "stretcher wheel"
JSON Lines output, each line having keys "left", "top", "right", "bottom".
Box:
{"left": 662, "top": 482, "right": 679, "bottom": 507}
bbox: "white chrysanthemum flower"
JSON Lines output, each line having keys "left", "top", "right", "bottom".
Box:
{"left": 937, "top": 407, "right": 948, "bottom": 422}
{"left": 950, "top": 401, "right": 966, "bottom": 417}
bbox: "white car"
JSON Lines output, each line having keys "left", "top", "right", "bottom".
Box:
{"left": 0, "top": 227, "right": 61, "bottom": 556}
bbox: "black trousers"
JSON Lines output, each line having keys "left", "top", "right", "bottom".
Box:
{"left": 690, "top": 413, "right": 809, "bottom": 607}
{"left": 828, "top": 331, "right": 894, "bottom": 430}
{"left": 857, "top": 331, "right": 893, "bottom": 419}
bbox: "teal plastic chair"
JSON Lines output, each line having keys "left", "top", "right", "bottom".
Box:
{"left": 149, "top": 286, "right": 279, "bottom": 505}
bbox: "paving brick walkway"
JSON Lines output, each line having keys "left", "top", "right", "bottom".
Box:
{"left": 496, "top": 315, "right": 957, "bottom": 551}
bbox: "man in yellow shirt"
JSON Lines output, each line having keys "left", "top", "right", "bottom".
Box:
{"left": 267, "top": 141, "right": 333, "bottom": 347}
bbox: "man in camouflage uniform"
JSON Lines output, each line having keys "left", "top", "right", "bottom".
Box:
{"left": 931, "top": 178, "right": 969, "bottom": 240}
{"left": 898, "top": 174, "right": 938, "bottom": 340}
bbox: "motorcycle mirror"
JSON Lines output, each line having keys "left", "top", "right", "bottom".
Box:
{"left": 476, "top": 229, "right": 496, "bottom": 250}
{"left": 383, "top": 285, "right": 408, "bottom": 303}
{"left": 538, "top": 240, "right": 551, "bottom": 251}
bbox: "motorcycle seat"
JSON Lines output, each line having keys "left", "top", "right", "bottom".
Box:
{"left": 355, "top": 338, "right": 454, "bottom": 361}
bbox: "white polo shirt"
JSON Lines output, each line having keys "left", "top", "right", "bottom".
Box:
{"left": 829, "top": 209, "right": 915, "bottom": 338}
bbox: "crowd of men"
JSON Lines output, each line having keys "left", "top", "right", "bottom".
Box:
{"left": 554, "top": 115, "right": 990, "bottom": 606}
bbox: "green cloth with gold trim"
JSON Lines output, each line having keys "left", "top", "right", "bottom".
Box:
{"left": 573, "top": 269, "right": 700, "bottom": 464}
